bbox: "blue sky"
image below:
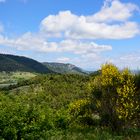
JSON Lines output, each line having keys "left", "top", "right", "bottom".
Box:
{"left": 0, "top": 0, "right": 140, "bottom": 70}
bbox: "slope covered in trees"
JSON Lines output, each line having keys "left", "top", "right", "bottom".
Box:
{"left": 43, "top": 62, "right": 87, "bottom": 74}
{"left": 0, "top": 54, "right": 53, "bottom": 73}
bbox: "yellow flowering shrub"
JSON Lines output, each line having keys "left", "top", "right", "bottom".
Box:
{"left": 68, "top": 99, "right": 90, "bottom": 116}
{"left": 116, "top": 69, "right": 139, "bottom": 122}
{"left": 89, "top": 63, "right": 139, "bottom": 129}
{"left": 101, "top": 63, "right": 120, "bottom": 87}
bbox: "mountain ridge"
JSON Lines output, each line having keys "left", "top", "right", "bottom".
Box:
{"left": 42, "top": 62, "right": 87, "bottom": 74}
{"left": 0, "top": 53, "right": 88, "bottom": 74}
{"left": 0, "top": 53, "right": 53, "bottom": 73}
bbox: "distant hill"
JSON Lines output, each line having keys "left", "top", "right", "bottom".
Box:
{"left": 43, "top": 62, "right": 87, "bottom": 74}
{"left": 0, "top": 54, "right": 53, "bottom": 73}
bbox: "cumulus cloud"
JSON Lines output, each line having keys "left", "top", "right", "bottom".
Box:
{"left": 56, "top": 57, "right": 70, "bottom": 63}
{"left": 0, "top": 32, "right": 58, "bottom": 52}
{"left": 41, "top": 0, "right": 139, "bottom": 39}
{"left": 0, "top": 33, "right": 112, "bottom": 54}
{"left": 65, "top": 21, "right": 139, "bottom": 39}
{"left": 87, "top": 0, "right": 139, "bottom": 22}
{"left": 59, "top": 40, "right": 112, "bottom": 54}
{"left": 40, "top": 11, "right": 78, "bottom": 38}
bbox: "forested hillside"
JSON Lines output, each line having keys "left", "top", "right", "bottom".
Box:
{"left": 43, "top": 62, "right": 87, "bottom": 74}
{"left": 0, "top": 54, "right": 88, "bottom": 74}
{"left": 0, "top": 54, "right": 53, "bottom": 73}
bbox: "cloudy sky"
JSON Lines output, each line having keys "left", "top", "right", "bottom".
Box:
{"left": 0, "top": 0, "right": 140, "bottom": 70}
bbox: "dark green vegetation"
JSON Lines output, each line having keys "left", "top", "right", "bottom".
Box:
{"left": 43, "top": 62, "right": 87, "bottom": 74}
{"left": 0, "top": 64, "right": 140, "bottom": 140}
{"left": 0, "top": 54, "right": 88, "bottom": 74}
{"left": 0, "top": 54, "right": 53, "bottom": 73}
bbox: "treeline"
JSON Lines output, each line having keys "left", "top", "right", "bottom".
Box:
{"left": 0, "top": 64, "right": 140, "bottom": 139}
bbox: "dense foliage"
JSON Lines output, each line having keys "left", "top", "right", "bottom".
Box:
{"left": 0, "top": 64, "right": 139, "bottom": 139}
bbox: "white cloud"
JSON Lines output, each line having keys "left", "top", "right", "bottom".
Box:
{"left": 65, "top": 21, "right": 139, "bottom": 39}
{"left": 40, "top": 11, "right": 78, "bottom": 38}
{"left": 41, "top": 0, "right": 139, "bottom": 39}
{"left": 59, "top": 40, "right": 112, "bottom": 54}
{"left": 0, "top": 33, "right": 112, "bottom": 54}
{"left": 0, "top": 0, "right": 6, "bottom": 3}
{"left": 87, "top": 0, "right": 139, "bottom": 23}
{"left": 56, "top": 57, "right": 70, "bottom": 63}
{"left": 0, "top": 32, "right": 58, "bottom": 52}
